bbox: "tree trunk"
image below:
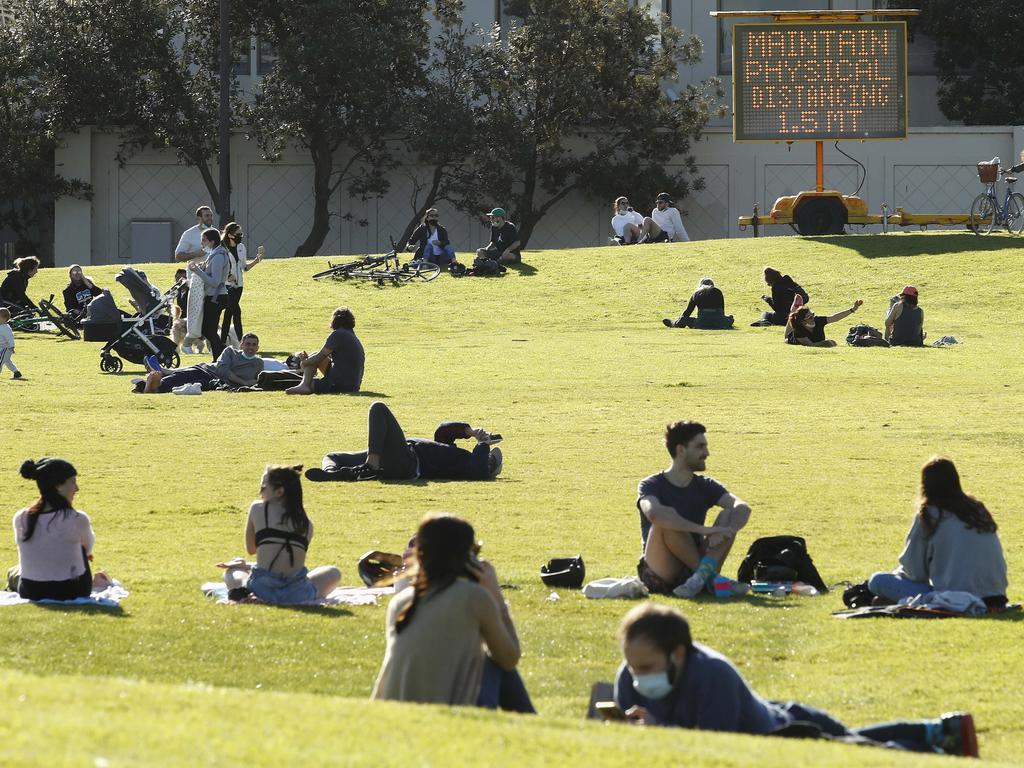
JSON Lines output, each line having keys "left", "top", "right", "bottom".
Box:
{"left": 397, "top": 163, "right": 446, "bottom": 247}
{"left": 516, "top": 152, "right": 538, "bottom": 248}
{"left": 295, "top": 139, "right": 334, "bottom": 257}
{"left": 194, "top": 161, "right": 223, "bottom": 219}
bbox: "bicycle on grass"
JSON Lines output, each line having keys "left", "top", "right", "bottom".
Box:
{"left": 2, "top": 295, "right": 80, "bottom": 339}
{"left": 970, "top": 160, "right": 1024, "bottom": 236}
{"left": 312, "top": 240, "right": 442, "bottom": 285}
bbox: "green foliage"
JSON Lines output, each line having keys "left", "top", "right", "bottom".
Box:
{"left": 448, "top": 0, "right": 725, "bottom": 246}
{"left": 0, "top": 233, "right": 1023, "bottom": 765}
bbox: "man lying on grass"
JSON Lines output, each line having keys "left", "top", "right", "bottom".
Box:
{"left": 612, "top": 602, "right": 979, "bottom": 757}
{"left": 636, "top": 421, "right": 750, "bottom": 598}
{"left": 305, "top": 401, "right": 502, "bottom": 482}
{"left": 134, "top": 333, "right": 263, "bottom": 393}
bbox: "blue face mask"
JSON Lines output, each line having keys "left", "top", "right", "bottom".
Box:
{"left": 632, "top": 659, "right": 677, "bottom": 700}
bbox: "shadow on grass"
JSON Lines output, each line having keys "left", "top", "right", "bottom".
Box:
{"left": 506, "top": 262, "right": 538, "bottom": 277}
{"left": 30, "top": 602, "right": 126, "bottom": 617}
{"left": 272, "top": 604, "right": 355, "bottom": 618}
{"left": 811, "top": 233, "right": 1018, "bottom": 258}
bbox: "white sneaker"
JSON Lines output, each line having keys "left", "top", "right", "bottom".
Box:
{"left": 172, "top": 382, "right": 203, "bottom": 395}
{"left": 181, "top": 344, "right": 195, "bottom": 355}
{"left": 130, "top": 377, "right": 144, "bottom": 386}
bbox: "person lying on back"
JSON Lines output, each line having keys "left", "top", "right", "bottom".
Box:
{"left": 135, "top": 333, "right": 264, "bottom": 393}
{"left": 663, "top": 278, "right": 733, "bottom": 329}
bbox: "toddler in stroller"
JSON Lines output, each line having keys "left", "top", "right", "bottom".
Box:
{"left": 81, "top": 268, "right": 180, "bottom": 373}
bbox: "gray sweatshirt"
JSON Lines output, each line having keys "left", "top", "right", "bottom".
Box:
{"left": 204, "top": 347, "right": 264, "bottom": 386}
{"left": 896, "top": 505, "right": 1008, "bottom": 598}
{"left": 193, "top": 245, "right": 229, "bottom": 297}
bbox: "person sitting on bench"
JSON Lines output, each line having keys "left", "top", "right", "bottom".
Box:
{"left": 884, "top": 286, "right": 926, "bottom": 346}
{"left": 662, "top": 278, "right": 733, "bottom": 329}
{"left": 867, "top": 456, "right": 1008, "bottom": 608}
{"left": 305, "top": 401, "right": 503, "bottom": 482}
{"left": 612, "top": 602, "right": 980, "bottom": 756}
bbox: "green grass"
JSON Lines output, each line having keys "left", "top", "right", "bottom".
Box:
{"left": 1, "top": 232, "right": 1022, "bottom": 766}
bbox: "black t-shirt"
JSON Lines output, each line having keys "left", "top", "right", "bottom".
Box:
{"left": 487, "top": 222, "right": 519, "bottom": 253}
{"left": 322, "top": 328, "right": 365, "bottom": 392}
{"left": 635, "top": 473, "right": 727, "bottom": 549}
{"left": 788, "top": 316, "right": 828, "bottom": 344}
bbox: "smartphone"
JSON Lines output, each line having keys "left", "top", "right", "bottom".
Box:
{"left": 465, "top": 551, "right": 482, "bottom": 582}
{"left": 480, "top": 433, "right": 503, "bottom": 445}
{"left": 595, "top": 702, "right": 625, "bottom": 721}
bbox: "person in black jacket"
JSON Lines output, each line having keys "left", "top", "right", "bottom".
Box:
{"left": 662, "top": 278, "right": 733, "bottom": 329}
{"left": 406, "top": 208, "right": 455, "bottom": 267}
{"left": 0, "top": 257, "right": 40, "bottom": 311}
{"left": 62, "top": 265, "right": 103, "bottom": 318}
{"left": 752, "top": 267, "right": 808, "bottom": 326}
{"left": 305, "top": 402, "right": 503, "bottom": 482}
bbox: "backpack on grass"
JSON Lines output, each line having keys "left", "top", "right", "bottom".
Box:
{"left": 736, "top": 536, "right": 828, "bottom": 593}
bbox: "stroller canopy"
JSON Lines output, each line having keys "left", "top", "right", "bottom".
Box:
{"left": 116, "top": 268, "right": 162, "bottom": 315}
{"left": 83, "top": 290, "right": 121, "bottom": 324}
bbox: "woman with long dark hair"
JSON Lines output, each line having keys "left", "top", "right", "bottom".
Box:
{"left": 219, "top": 222, "right": 262, "bottom": 345}
{"left": 188, "top": 228, "right": 229, "bottom": 361}
{"left": 372, "top": 514, "right": 533, "bottom": 712}
{"left": 0, "top": 256, "right": 40, "bottom": 311}
{"left": 9, "top": 457, "right": 113, "bottom": 601}
{"left": 868, "top": 457, "right": 1008, "bottom": 606}
{"left": 405, "top": 208, "right": 455, "bottom": 267}
{"left": 222, "top": 465, "right": 340, "bottom": 604}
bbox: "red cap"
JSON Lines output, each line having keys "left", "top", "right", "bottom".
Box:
{"left": 901, "top": 285, "right": 918, "bottom": 297}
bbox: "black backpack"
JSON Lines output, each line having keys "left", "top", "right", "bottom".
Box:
{"left": 736, "top": 536, "right": 828, "bottom": 593}
{"left": 469, "top": 255, "right": 507, "bottom": 277}
{"left": 540, "top": 556, "right": 585, "bottom": 589}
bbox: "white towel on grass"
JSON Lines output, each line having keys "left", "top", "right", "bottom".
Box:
{"left": 201, "top": 581, "right": 392, "bottom": 606}
{"left": 0, "top": 581, "right": 129, "bottom": 607}
{"left": 582, "top": 576, "right": 649, "bottom": 599}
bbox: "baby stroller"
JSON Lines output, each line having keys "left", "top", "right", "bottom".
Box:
{"left": 81, "top": 267, "right": 180, "bottom": 373}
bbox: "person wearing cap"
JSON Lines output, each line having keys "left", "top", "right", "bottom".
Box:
{"left": 885, "top": 286, "right": 925, "bottom": 347}
{"left": 476, "top": 208, "right": 521, "bottom": 264}
{"left": 8, "top": 458, "right": 114, "bottom": 601}
{"left": 663, "top": 278, "right": 733, "bottom": 329}
{"left": 613, "top": 602, "right": 980, "bottom": 757}
{"left": 406, "top": 208, "right": 456, "bottom": 267}
{"left": 644, "top": 193, "right": 690, "bottom": 244}
{"left": 785, "top": 300, "right": 863, "bottom": 347}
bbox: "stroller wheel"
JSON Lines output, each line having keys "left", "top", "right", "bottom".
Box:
{"left": 159, "top": 350, "right": 180, "bottom": 370}
{"left": 100, "top": 356, "right": 123, "bottom": 373}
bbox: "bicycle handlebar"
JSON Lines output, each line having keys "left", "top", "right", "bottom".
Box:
{"left": 1004, "top": 162, "right": 1024, "bottom": 175}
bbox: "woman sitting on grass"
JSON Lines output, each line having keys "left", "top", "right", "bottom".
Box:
{"left": 868, "top": 457, "right": 1008, "bottom": 607}
{"left": 221, "top": 465, "right": 340, "bottom": 604}
{"left": 8, "top": 458, "right": 114, "bottom": 601}
{"left": 785, "top": 300, "right": 863, "bottom": 347}
{"left": 372, "top": 514, "right": 534, "bottom": 712}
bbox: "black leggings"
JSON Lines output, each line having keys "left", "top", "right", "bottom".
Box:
{"left": 201, "top": 296, "right": 225, "bottom": 361}
{"left": 324, "top": 402, "right": 418, "bottom": 480}
{"left": 220, "top": 286, "right": 243, "bottom": 343}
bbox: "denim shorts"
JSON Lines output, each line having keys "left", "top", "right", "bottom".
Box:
{"left": 247, "top": 566, "right": 318, "bottom": 605}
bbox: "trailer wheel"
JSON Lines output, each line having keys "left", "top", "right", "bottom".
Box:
{"left": 794, "top": 197, "right": 847, "bottom": 236}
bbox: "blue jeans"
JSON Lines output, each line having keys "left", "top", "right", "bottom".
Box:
{"left": 477, "top": 658, "right": 535, "bottom": 713}
{"left": 868, "top": 572, "right": 931, "bottom": 602}
{"left": 778, "top": 702, "right": 938, "bottom": 752}
{"left": 421, "top": 244, "right": 455, "bottom": 267}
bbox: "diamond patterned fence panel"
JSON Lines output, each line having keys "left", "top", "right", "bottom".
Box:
{"left": 892, "top": 165, "right": 978, "bottom": 229}
{"left": 247, "top": 164, "right": 344, "bottom": 258}
{"left": 117, "top": 164, "right": 209, "bottom": 260}
{"left": 527, "top": 190, "right": 605, "bottom": 249}
{"left": 684, "top": 165, "right": 730, "bottom": 241}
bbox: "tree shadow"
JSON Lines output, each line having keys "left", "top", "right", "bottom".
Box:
{"left": 31, "top": 602, "right": 126, "bottom": 616}
{"left": 811, "top": 232, "right": 1017, "bottom": 258}
{"left": 506, "top": 261, "right": 538, "bottom": 276}
{"left": 348, "top": 391, "right": 389, "bottom": 399}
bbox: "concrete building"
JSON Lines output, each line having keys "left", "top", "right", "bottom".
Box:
{"left": 36, "top": 1, "right": 1024, "bottom": 265}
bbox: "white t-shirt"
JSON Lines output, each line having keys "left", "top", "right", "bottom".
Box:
{"left": 611, "top": 210, "right": 644, "bottom": 238}
{"left": 650, "top": 206, "right": 690, "bottom": 242}
{"left": 427, "top": 229, "right": 443, "bottom": 257}
{"left": 260, "top": 357, "right": 289, "bottom": 372}
{"left": 0, "top": 322, "right": 14, "bottom": 350}
{"left": 175, "top": 224, "right": 204, "bottom": 260}
{"left": 13, "top": 508, "right": 95, "bottom": 582}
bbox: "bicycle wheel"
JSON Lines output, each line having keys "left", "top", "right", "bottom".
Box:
{"left": 399, "top": 260, "right": 442, "bottom": 283}
{"left": 38, "top": 299, "right": 81, "bottom": 340}
{"left": 313, "top": 261, "right": 358, "bottom": 280}
{"left": 970, "top": 193, "right": 997, "bottom": 235}
{"left": 1005, "top": 193, "right": 1024, "bottom": 235}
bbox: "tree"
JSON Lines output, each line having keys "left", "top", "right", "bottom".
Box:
{"left": 17, "top": 0, "right": 232, "bottom": 217}
{"left": 243, "top": 0, "right": 437, "bottom": 256}
{"left": 448, "top": 0, "right": 724, "bottom": 248}
{"left": 880, "top": 1, "right": 1024, "bottom": 125}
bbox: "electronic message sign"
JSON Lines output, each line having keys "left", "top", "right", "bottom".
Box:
{"left": 733, "top": 22, "right": 907, "bottom": 142}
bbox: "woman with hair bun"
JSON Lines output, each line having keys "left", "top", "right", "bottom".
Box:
{"left": 8, "top": 458, "right": 113, "bottom": 601}
{"left": 868, "top": 457, "right": 1008, "bottom": 607}
{"left": 371, "top": 513, "right": 533, "bottom": 712}
{"left": 221, "top": 465, "right": 341, "bottom": 604}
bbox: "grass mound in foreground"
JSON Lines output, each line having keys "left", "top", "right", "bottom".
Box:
{"left": 0, "top": 232, "right": 1022, "bottom": 766}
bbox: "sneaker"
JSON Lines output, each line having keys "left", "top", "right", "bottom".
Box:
{"left": 144, "top": 354, "right": 162, "bottom": 373}
{"left": 304, "top": 467, "right": 337, "bottom": 482}
{"left": 662, "top": 318, "right": 675, "bottom": 328}
{"left": 940, "top": 712, "right": 979, "bottom": 757}
{"left": 12, "top": 371, "right": 22, "bottom": 379}
{"left": 712, "top": 576, "right": 751, "bottom": 598}
{"left": 488, "top": 447, "right": 503, "bottom": 478}
{"left": 227, "top": 587, "right": 252, "bottom": 602}
{"left": 673, "top": 569, "right": 710, "bottom": 599}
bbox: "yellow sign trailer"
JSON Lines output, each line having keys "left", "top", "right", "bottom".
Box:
{"left": 712, "top": 9, "right": 978, "bottom": 235}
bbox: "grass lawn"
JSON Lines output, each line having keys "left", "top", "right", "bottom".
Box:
{"left": 0, "top": 232, "right": 1022, "bottom": 766}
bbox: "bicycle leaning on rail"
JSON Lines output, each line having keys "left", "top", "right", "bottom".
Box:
{"left": 970, "top": 160, "right": 1024, "bottom": 236}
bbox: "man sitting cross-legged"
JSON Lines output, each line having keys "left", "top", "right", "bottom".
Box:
{"left": 305, "top": 401, "right": 502, "bottom": 482}
{"left": 135, "top": 332, "right": 264, "bottom": 393}
{"left": 636, "top": 420, "right": 750, "bottom": 598}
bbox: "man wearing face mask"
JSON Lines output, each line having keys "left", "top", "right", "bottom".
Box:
{"left": 134, "top": 332, "right": 264, "bottom": 393}
{"left": 613, "top": 602, "right": 980, "bottom": 757}
{"left": 175, "top": 205, "right": 216, "bottom": 353}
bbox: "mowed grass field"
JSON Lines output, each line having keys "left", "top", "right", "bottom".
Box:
{"left": 1, "top": 232, "right": 1022, "bottom": 767}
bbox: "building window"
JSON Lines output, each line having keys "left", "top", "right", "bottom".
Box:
{"left": 257, "top": 38, "right": 277, "bottom": 76}
{"left": 233, "top": 40, "right": 252, "bottom": 77}
{"left": 873, "top": 1, "right": 937, "bottom": 75}
{"left": 717, "top": 0, "right": 832, "bottom": 75}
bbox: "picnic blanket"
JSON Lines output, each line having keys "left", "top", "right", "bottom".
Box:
{"left": 834, "top": 590, "right": 1020, "bottom": 619}
{"left": 201, "top": 581, "right": 392, "bottom": 606}
{"left": 0, "top": 581, "right": 129, "bottom": 608}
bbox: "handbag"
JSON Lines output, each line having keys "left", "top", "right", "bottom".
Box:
{"left": 540, "top": 555, "right": 585, "bottom": 589}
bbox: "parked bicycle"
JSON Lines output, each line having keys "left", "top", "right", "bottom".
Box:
{"left": 970, "top": 160, "right": 1024, "bottom": 236}
{"left": 2, "top": 295, "right": 80, "bottom": 339}
{"left": 312, "top": 241, "right": 441, "bottom": 285}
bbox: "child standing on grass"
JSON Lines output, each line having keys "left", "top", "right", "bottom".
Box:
{"left": 0, "top": 307, "right": 21, "bottom": 379}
